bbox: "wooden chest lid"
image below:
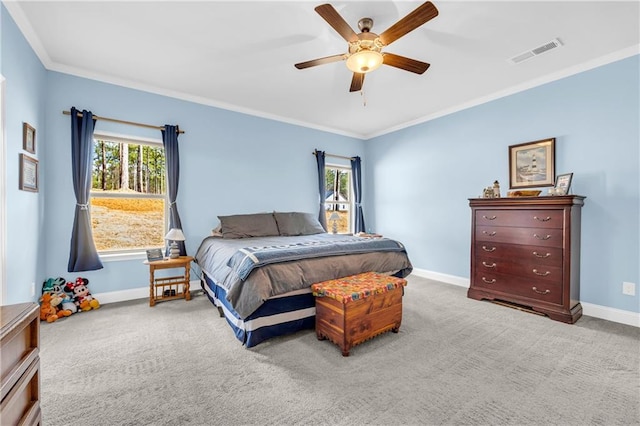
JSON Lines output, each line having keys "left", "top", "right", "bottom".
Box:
{"left": 311, "top": 272, "right": 407, "bottom": 304}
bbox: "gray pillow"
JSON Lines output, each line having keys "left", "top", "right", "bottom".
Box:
{"left": 274, "top": 212, "right": 326, "bottom": 236}
{"left": 218, "top": 213, "right": 279, "bottom": 239}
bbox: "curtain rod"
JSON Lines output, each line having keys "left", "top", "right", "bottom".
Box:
{"left": 312, "top": 151, "right": 354, "bottom": 161}
{"left": 62, "top": 110, "right": 185, "bottom": 134}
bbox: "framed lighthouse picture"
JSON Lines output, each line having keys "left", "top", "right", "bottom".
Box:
{"left": 508, "top": 138, "right": 555, "bottom": 189}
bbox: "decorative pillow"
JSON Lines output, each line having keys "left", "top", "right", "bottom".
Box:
{"left": 274, "top": 212, "right": 326, "bottom": 236}
{"left": 218, "top": 213, "right": 280, "bottom": 239}
{"left": 211, "top": 225, "right": 223, "bottom": 238}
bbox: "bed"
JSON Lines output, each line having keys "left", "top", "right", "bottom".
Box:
{"left": 194, "top": 212, "right": 413, "bottom": 348}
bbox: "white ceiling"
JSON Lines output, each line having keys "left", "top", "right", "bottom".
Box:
{"left": 5, "top": 1, "right": 640, "bottom": 139}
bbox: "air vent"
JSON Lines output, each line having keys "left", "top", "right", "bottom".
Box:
{"left": 508, "top": 38, "right": 563, "bottom": 64}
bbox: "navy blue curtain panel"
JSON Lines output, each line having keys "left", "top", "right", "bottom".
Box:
{"left": 68, "top": 107, "right": 103, "bottom": 272}
{"left": 162, "top": 125, "right": 186, "bottom": 256}
{"left": 350, "top": 156, "right": 366, "bottom": 233}
{"left": 315, "top": 149, "right": 327, "bottom": 231}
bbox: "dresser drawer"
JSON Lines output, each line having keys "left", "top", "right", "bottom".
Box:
{"left": 476, "top": 209, "right": 564, "bottom": 229}
{"left": 475, "top": 242, "right": 563, "bottom": 267}
{"left": 0, "top": 357, "right": 40, "bottom": 426}
{"left": 1, "top": 303, "right": 41, "bottom": 426}
{"left": 472, "top": 270, "right": 563, "bottom": 305}
{"left": 475, "top": 225, "right": 564, "bottom": 248}
{"left": 475, "top": 256, "right": 563, "bottom": 284}
{"left": 1, "top": 305, "right": 39, "bottom": 401}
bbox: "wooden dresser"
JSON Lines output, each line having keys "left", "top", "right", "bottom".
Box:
{"left": 468, "top": 195, "right": 585, "bottom": 323}
{"left": 1, "top": 303, "right": 41, "bottom": 425}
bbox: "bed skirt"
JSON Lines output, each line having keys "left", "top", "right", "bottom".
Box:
{"left": 200, "top": 272, "right": 316, "bottom": 348}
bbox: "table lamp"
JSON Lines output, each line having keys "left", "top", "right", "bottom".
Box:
{"left": 165, "top": 228, "right": 185, "bottom": 259}
{"left": 329, "top": 212, "right": 340, "bottom": 234}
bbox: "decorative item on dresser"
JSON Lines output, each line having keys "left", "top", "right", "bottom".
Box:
{"left": 0, "top": 303, "right": 41, "bottom": 425}
{"left": 468, "top": 195, "right": 585, "bottom": 324}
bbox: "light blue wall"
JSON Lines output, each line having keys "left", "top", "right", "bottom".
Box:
{"left": 365, "top": 55, "right": 640, "bottom": 313}
{"left": 41, "top": 73, "right": 363, "bottom": 297}
{"left": 1, "top": 4, "right": 48, "bottom": 303}
{"left": 2, "top": 4, "right": 364, "bottom": 303}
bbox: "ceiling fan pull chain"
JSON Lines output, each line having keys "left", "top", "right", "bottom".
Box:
{"left": 361, "top": 90, "right": 367, "bottom": 107}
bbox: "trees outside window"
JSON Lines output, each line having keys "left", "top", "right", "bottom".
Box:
{"left": 324, "top": 165, "right": 352, "bottom": 233}
{"left": 91, "top": 134, "right": 166, "bottom": 252}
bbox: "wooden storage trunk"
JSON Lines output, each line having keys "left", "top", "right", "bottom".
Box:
{"left": 311, "top": 272, "right": 407, "bottom": 356}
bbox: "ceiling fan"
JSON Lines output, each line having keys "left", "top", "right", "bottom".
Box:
{"left": 295, "top": 2, "right": 439, "bottom": 92}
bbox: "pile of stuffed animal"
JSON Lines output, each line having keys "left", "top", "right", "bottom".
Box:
{"left": 39, "top": 277, "right": 100, "bottom": 322}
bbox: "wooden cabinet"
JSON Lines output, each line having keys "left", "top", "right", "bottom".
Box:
{"left": 468, "top": 196, "right": 585, "bottom": 323}
{"left": 1, "top": 303, "right": 41, "bottom": 425}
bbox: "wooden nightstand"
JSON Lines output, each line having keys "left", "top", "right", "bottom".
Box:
{"left": 144, "top": 256, "right": 193, "bottom": 307}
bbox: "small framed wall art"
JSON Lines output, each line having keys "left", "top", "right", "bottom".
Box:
{"left": 19, "top": 154, "right": 38, "bottom": 192}
{"left": 23, "top": 122, "right": 36, "bottom": 154}
{"left": 508, "top": 138, "right": 555, "bottom": 189}
{"left": 554, "top": 173, "right": 573, "bottom": 195}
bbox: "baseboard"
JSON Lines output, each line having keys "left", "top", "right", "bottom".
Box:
{"left": 411, "top": 268, "right": 470, "bottom": 288}
{"left": 580, "top": 302, "right": 640, "bottom": 328}
{"left": 93, "top": 280, "right": 201, "bottom": 305}
{"left": 410, "top": 268, "right": 640, "bottom": 328}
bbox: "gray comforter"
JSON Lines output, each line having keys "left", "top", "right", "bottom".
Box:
{"left": 194, "top": 233, "right": 413, "bottom": 318}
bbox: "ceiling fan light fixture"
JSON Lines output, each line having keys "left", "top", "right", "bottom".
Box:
{"left": 346, "top": 50, "right": 383, "bottom": 74}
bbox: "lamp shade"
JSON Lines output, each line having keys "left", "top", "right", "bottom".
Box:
{"left": 165, "top": 228, "right": 185, "bottom": 241}
{"left": 329, "top": 212, "right": 341, "bottom": 221}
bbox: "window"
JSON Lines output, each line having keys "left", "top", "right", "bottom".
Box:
{"left": 91, "top": 133, "right": 166, "bottom": 253}
{"left": 324, "top": 165, "right": 352, "bottom": 234}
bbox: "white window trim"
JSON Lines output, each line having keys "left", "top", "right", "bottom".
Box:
{"left": 100, "top": 251, "right": 148, "bottom": 262}
{"left": 325, "top": 163, "right": 354, "bottom": 234}
{"left": 0, "top": 76, "right": 6, "bottom": 303}
{"left": 92, "top": 132, "right": 167, "bottom": 260}
{"left": 93, "top": 130, "right": 162, "bottom": 147}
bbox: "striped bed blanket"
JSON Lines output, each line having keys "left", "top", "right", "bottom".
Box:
{"left": 228, "top": 236, "right": 407, "bottom": 281}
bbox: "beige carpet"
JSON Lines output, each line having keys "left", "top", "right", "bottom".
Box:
{"left": 39, "top": 276, "right": 640, "bottom": 425}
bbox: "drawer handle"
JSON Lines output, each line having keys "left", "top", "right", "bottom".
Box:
{"left": 532, "top": 287, "right": 550, "bottom": 295}
{"left": 482, "top": 261, "right": 496, "bottom": 268}
{"left": 533, "top": 234, "right": 551, "bottom": 240}
{"left": 482, "top": 277, "right": 496, "bottom": 284}
{"left": 481, "top": 246, "right": 496, "bottom": 252}
{"left": 532, "top": 251, "right": 551, "bottom": 258}
{"left": 482, "top": 231, "right": 497, "bottom": 236}
{"left": 532, "top": 269, "right": 550, "bottom": 276}
{"left": 533, "top": 216, "right": 551, "bottom": 222}
{"left": 483, "top": 215, "right": 497, "bottom": 220}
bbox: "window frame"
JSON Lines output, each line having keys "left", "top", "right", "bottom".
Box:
{"left": 324, "top": 163, "right": 353, "bottom": 234}
{"left": 91, "top": 131, "right": 168, "bottom": 260}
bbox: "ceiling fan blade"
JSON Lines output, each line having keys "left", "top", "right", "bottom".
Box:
{"left": 379, "top": 1, "right": 439, "bottom": 46}
{"left": 349, "top": 73, "right": 365, "bottom": 92}
{"left": 383, "top": 53, "right": 430, "bottom": 74}
{"left": 295, "top": 54, "right": 346, "bottom": 69}
{"left": 315, "top": 4, "right": 359, "bottom": 43}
